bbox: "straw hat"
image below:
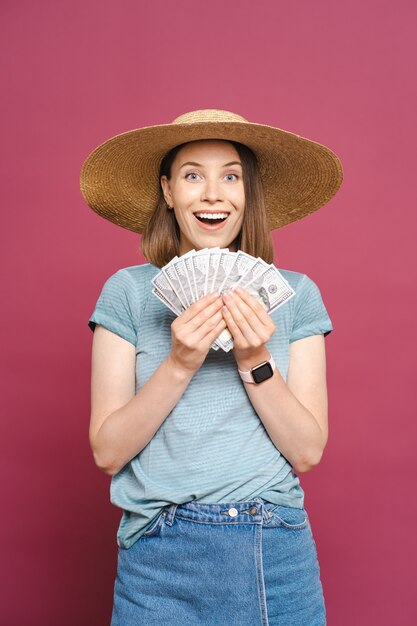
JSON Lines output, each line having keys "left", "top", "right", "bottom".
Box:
{"left": 80, "top": 109, "right": 343, "bottom": 233}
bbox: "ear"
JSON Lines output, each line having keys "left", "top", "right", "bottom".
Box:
{"left": 160, "top": 175, "right": 172, "bottom": 207}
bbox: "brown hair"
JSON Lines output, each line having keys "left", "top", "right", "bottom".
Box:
{"left": 140, "top": 140, "right": 274, "bottom": 267}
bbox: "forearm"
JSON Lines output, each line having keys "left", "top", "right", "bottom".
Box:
{"left": 237, "top": 349, "right": 326, "bottom": 473}
{"left": 93, "top": 355, "right": 193, "bottom": 476}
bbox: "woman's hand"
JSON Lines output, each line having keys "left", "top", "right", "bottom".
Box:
{"left": 221, "top": 287, "right": 276, "bottom": 368}
{"left": 168, "top": 292, "right": 226, "bottom": 376}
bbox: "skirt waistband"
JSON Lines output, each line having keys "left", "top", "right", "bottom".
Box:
{"left": 162, "top": 497, "right": 277, "bottom": 526}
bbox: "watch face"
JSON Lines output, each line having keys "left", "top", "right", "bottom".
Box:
{"left": 252, "top": 362, "right": 274, "bottom": 384}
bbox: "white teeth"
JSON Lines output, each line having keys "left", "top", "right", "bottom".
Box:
{"left": 195, "top": 213, "right": 229, "bottom": 219}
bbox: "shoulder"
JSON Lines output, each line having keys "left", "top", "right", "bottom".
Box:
{"left": 103, "top": 263, "right": 159, "bottom": 294}
{"left": 275, "top": 267, "right": 320, "bottom": 298}
{"left": 278, "top": 268, "right": 333, "bottom": 341}
{"left": 111, "top": 262, "right": 159, "bottom": 283}
{"left": 276, "top": 268, "right": 306, "bottom": 291}
{"left": 274, "top": 268, "right": 328, "bottom": 321}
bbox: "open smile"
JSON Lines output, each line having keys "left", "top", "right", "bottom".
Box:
{"left": 193, "top": 211, "right": 230, "bottom": 230}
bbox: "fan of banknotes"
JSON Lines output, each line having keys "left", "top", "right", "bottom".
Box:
{"left": 151, "top": 247, "right": 295, "bottom": 352}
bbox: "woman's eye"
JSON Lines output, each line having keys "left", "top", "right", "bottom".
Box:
{"left": 184, "top": 172, "right": 239, "bottom": 181}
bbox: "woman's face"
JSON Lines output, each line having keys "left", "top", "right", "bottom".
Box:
{"left": 160, "top": 139, "right": 245, "bottom": 254}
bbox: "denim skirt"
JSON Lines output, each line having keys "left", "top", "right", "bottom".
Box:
{"left": 110, "top": 497, "right": 326, "bottom": 626}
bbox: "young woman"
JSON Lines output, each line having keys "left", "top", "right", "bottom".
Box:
{"left": 81, "top": 109, "right": 343, "bottom": 626}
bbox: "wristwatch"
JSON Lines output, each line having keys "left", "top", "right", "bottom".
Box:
{"left": 238, "top": 356, "right": 276, "bottom": 384}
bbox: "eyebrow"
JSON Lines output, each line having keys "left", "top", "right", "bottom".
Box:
{"left": 179, "top": 161, "right": 242, "bottom": 169}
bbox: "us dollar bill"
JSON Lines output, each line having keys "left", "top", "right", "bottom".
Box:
{"left": 152, "top": 248, "right": 295, "bottom": 352}
{"left": 233, "top": 257, "right": 270, "bottom": 290}
{"left": 219, "top": 251, "right": 258, "bottom": 293}
{"left": 161, "top": 259, "right": 189, "bottom": 310}
{"left": 205, "top": 249, "right": 222, "bottom": 294}
{"left": 243, "top": 265, "right": 295, "bottom": 313}
{"left": 213, "top": 250, "right": 236, "bottom": 294}
{"left": 191, "top": 249, "right": 210, "bottom": 300}
{"left": 151, "top": 271, "right": 185, "bottom": 315}
{"left": 172, "top": 255, "right": 195, "bottom": 306}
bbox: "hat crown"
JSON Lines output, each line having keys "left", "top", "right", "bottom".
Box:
{"left": 172, "top": 109, "right": 248, "bottom": 125}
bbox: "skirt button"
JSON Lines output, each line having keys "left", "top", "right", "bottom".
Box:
{"left": 228, "top": 507, "right": 238, "bottom": 517}
{"left": 248, "top": 506, "right": 258, "bottom": 515}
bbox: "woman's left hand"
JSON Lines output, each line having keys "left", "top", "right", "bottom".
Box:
{"left": 221, "top": 287, "right": 276, "bottom": 367}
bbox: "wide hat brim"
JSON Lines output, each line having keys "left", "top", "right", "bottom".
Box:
{"left": 80, "top": 110, "right": 343, "bottom": 234}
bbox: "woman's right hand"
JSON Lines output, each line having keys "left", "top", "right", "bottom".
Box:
{"left": 168, "top": 292, "right": 227, "bottom": 375}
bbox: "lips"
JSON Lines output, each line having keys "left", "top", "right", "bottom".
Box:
{"left": 193, "top": 211, "right": 230, "bottom": 230}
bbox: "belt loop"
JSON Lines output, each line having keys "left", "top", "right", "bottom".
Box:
{"left": 255, "top": 497, "right": 273, "bottom": 524}
{"left": 165, "top": 503, "right": 179, "bottom": 526}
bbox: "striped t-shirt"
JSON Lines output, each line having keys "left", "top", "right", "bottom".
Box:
{"left": 88, "top": 262, "right": 333, "bottom": 549}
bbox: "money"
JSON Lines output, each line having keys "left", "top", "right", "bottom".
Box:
{"left": 151, "top": 248, "right": 295, "bottom": 352}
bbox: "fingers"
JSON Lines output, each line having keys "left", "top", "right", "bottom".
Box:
{"left": 223, "top": 290, "right": 265, "bottom": 335}
{"left": 222, "top": 291, "right": 258, "bottom": 345}
{"left": 172, "top": 292, "right": 226, "bottom": 349}
{"left": 179, "top": 291, "right": 222, "bottom": 325}
{"left": 222, "top": 288, "right": 275, "bottom": 346}
{"left": 193, "top": 308, "right": 227, "bottom": 345}
{"left": 203, "top": 314, "right": 227, "bottom": 344}
{"left": 221, "top": 303, "right": 248, "bottom": 345}
{"left": 234, "top": 287, "right": 271, "bottom": 325}
{"left": 179, "top": 292, "right": 224, "bottom": 333}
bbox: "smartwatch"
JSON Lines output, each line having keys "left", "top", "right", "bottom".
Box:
{"left": 238, "top": 356, "right": 276, "bottom": 384}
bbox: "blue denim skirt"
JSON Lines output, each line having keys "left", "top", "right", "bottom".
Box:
{"left": 110, "top": 497, "right": 326, "bottom": 626}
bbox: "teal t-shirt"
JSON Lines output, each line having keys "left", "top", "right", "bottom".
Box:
{"left": 88, "top": 263, "right": 333, "bottom": 549}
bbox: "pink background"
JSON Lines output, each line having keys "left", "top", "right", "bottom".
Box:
{"left": 1, "top": 1, "right": 416, "bottom": 624}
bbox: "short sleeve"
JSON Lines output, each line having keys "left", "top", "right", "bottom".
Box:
{"left": 87, "top": 269, "right": 138, "bottom": 346}
{"left": 290, "top": 274, "right": 333, "bottom": 343}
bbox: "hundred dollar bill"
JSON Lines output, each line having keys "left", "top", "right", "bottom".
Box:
{"left": 216, "top": 255, "right": 291, "bottom": 351}
{"left": 192, "top": 251, "right": 222, "bottom": 350}
{"left": 152, "top": 287, "right": 181, "bottom": 316}
{"left": 183, "top": 251, "right": 199, "bottom": 303}
{"left": 200, "top": 248, "right": 232, "bottom": 350}
{"left": 159, "top": 251, "right": 222, "bottom": 351}
{"left": 213, "top": 250, "right": 236, "bottom": 294}
{"left": 160, "top": 257, "right": 189, "bottom": 309}
{"left": 151, "top": 249, "right": 296, "bottom": 353}
{"left": 219, "top": 251, "right": 258, "bottom": 293}
{"left": 190, "top": 248, "right": 210, "bottom": 301}
{"left": 207, "top": 250, "right": 236, "bottom": 350}
{"left": 243, "top": 265, "right": 295, "bottom": 313}
{"left": 205, "top": 249, "right": 222, "bottom": 294}
{"left": 151, "top": 271, "right": 185, "bottom": 315}
{"left": 169, "top": 256, "right": 193, "bottom": 307}
{"left": 233, "top": 257, "right": 270, "bottom": 290}
{"left": 213, "top": 327, "right": 234, "bottom": 352}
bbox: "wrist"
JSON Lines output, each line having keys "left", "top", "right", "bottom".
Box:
{"left": 234, "top": 347, "right": 271, "bottom": 371}
{"left": 165, "top": 354, "right": 196, "bottom": 383}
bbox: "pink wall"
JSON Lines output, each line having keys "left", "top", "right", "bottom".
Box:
{"left": 2, "top": 1, "right": 416, "bottom": 624}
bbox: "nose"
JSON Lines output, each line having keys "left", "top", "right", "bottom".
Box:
{"left": 201, "top": 177, "right": 224, "bottom": 203}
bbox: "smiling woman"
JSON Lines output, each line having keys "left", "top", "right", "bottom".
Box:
{"left": 161, "top": 140, "right": 246, "bottom": 254}
{"left": 142, "top": 137, "right": 274, "bottom": 267}
{"left": 80, "top": 108, "right": 343, "bottom": 625}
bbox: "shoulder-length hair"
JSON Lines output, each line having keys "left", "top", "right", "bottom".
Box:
{"left": 141, "top": 140, "right": 274, "bottom": 267}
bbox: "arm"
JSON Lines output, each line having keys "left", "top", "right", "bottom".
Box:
{"left": 89, "top": 292, "right": 226, "bottom": 476}
{"left": 221, "top": 288, "right": 329, "bottom": 473}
